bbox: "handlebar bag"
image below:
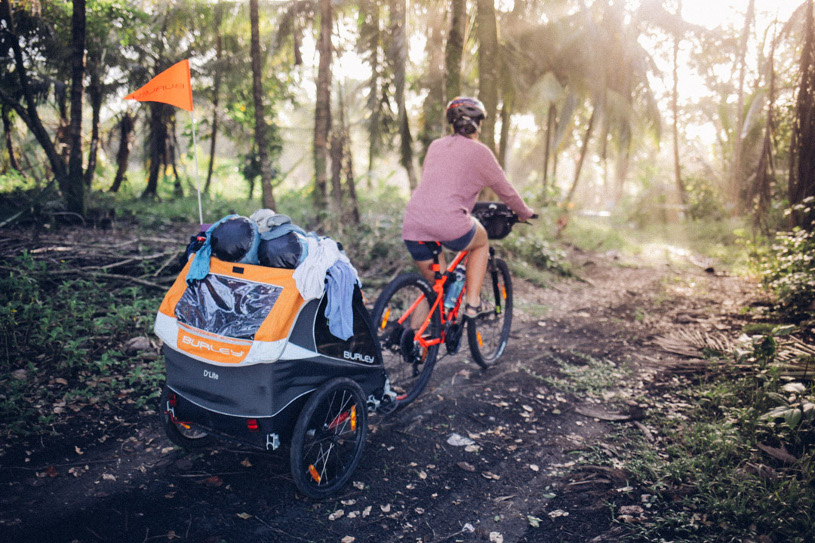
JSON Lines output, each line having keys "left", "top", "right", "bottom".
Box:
{"left": 472, "top": 202, "right": 515, "bottom": 240}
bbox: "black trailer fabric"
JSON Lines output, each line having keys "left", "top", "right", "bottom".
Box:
{"left": 164, "top": 346, "right": 386, "bottom": 418}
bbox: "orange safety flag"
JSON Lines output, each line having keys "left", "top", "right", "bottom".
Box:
{"left": 124, "top": 59, "right": 193, "bottom": 111}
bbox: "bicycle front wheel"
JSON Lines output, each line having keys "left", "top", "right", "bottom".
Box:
{"left": 371, "top": 273, "right": 441, "bottom": 407}
{"left": 467, "top": 257, "right": 513, "bottom": 368}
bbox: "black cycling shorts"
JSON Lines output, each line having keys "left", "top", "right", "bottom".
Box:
{"left": 403, "top": 223, "right": 477, "bottom": 261}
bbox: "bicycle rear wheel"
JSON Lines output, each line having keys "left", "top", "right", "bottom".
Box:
{"left": 467, "top": 257, "right": 513, "bottom": 368}
{"left": 371, "top": 273, "right": 441, "bottom": 407}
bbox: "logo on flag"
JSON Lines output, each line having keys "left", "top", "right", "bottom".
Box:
{"left": 125, "top": 59, "right": 193, "bottom": 111}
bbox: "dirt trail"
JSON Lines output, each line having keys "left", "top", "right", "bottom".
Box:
{"left": 0, "top": 247, "right": 758, "bottom": 543}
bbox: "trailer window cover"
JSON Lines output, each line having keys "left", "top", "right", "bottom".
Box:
{"left": 175, "top": 274, "right": 283, "bottom": 339}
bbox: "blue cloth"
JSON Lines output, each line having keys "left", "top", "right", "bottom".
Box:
{"left": 324, "top": 260, "right": 359, "bottom": 341}
{"left": 186, "top": 215, "right": 238, "bottom": 284}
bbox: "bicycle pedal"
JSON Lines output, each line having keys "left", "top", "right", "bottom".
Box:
{"left": 399, "top": 328, "right": 422, "bottom": 365}
{"left": 445, "top": 322, "right": 464, "bottom": 355}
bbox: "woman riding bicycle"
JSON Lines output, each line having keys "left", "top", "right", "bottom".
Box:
{"left": 402, "top": 96, "right": 535, "bottom": 319}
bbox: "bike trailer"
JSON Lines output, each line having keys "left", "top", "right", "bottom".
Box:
{"left": 154, "top": 254, "right": 387, "bottom": 450}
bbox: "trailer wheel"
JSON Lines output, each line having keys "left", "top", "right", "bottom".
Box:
{"left": 160, "top": 385, "right": 214, "bottom": 449}
{"left": 290, "top": 378, "right": 367, "bottom": 499}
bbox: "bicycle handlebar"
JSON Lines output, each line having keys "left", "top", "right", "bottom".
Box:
{"left": 472, "top": 201, "right": 536, "bottom": 239}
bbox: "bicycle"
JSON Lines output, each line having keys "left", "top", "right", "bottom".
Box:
{"left": 371, "top": 202, "right": 534, "bottom": 410}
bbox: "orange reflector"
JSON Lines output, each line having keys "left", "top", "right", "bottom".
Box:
{"left": 350, "top": 406, "right": 357, "bottom": 431}
{"left": 502, "top": 286, "right": 507, "bottom": 299}
{"left": 381, "top": 308, "right": 391, "bottom": 330}
{"left": 309, "top": 464, "right": 321, "bottom": 483}
{"left": 477, "top": 331, "right": 483, "bottom": 347}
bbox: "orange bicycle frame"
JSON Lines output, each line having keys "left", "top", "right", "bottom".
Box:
{"left": 395, "top": 249, "right": 469, "bottom": 349}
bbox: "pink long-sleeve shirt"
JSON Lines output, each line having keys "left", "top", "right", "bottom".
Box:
{"left": 402, "top": 134, "right": 534, "bottom": 242}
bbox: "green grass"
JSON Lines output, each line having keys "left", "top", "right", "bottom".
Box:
{"left": 542, "top": 351, "right": 629, "bottom": 398}
{"left": 0, "top": 253, "right": 165, "bottom": 441}
{"left": 615, "top": 375, "right": 815, "bottom": 543}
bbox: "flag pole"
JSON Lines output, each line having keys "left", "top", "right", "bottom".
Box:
{"left": 191, "top": 110, "right": 204, "bottom": 226}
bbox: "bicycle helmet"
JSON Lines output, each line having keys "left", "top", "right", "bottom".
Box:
{"left": 446, "top": 96, "right": 486, "bottom": 135}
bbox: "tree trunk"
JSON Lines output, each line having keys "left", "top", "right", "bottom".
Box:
{"left": 445, "top": 0, "right": 466, "bottom": 103}
{"left": 360, "top": 0, "right": 381, "bottom": 178}
{"left": 330, "top": 127, "right": 343, "bottom": 215}
{"left": 752, "top": 30, "right": 777, "bottom": 232}
{"left": 2, "top": 105, "right": 20, "bottom": 172}
{"left": 250, "top": 0, "right": 276, "bottom": 209}
{"left": 476, "top": 0, "right": 499, "bottom": 152}
{"left": 565, "top": 106, "right": 597, "bottom": 204}
{"left": 142, "top": 103, "right": 167, "bottom": 199}
{"left": 0, "top": 0, "right": 68, "bottom": 186}
{"left": 169, "top": 118, "right": 183, "bottom": 198}
{"left": 542, "top": 103, "right": 555, "bottom": 198}
{"left": 497, "top": 73, "right": 513, "bottom": 168}
{"left": 65, "top": 0, "right": 86, "bottom": 217}
{"left": 419, "top": 0, "right": 445, "bottom": 160}
{"left": 110, "top": 113, "right": 133, "bottom": 193}
{"left": 314, "top": 0, "right": 332, "bottom": 210}
{"left": 390, "top": 0, "right": 417, "bottom": 189}
{"left": 84, "top": 67, "right": 102, "bottom": 187}
{"left": 204, "top": 3, "right": 224, "bottom": 195}
{"left": 672, "top": 2, "right": 685, "bottom": 206}
{"left": 729, "top": 0, "right": 755, "bottom": 213}
{"left": 789, "top": 0, "right": 815, "bottom": 230}
{"left": 344, "top": 143, "right": 360, "bottom": 224}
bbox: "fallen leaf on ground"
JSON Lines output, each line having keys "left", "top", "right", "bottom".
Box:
{"left": 575, "top": 405, "right": 632, "bottom": 421}
{"left": 380, "top": 504, "right": 391, "bottom": 513}
{"left": 328, "top": 509, "right": 344, "bottom": 521}
{"left": 236, "top": 512, "right": 253, "bottom": 519}
{"left": 489, "top": 532, "right": 504, "bottom": 543}
{"left": 457, "top": 461, "right": 476, "bottom": 472}
{"left": 447, "top": 433, "right": 474, "bottom": 447}
{"left": 548, "top": 509, "right": 569, "bottom": 519}
{"left": 530, "top": 464, "right": 539, "bottom": 472}
{"left": 618, "top": 505, "right": 644, "bottom": 515}
{"left": 362, "top": 506, "right": 372, "bottom": 518}
{"left": 353, "top": 481, "right": 365, "bottom": 490}
{"left": 757, "top": 443, "right": 797, "bottom": 464}
{"left": 482, "top": 471, "right": 500, "bottom": 480}
{"left": 102, "top": 473, "right": 116, "bottom": 481}
{"left": 240, "top": 458, "right": 253, "bottom": 468}
{"left": 341, "top": 537, "right": 355, "bottom": 543}
{"left": 198, "top": 476, "right": 223, "bottom": 487}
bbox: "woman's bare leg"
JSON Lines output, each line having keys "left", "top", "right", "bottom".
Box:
{"left": 463, "top": 222, "right": 489, "bottom": 308}
{"left": 411, "top": 254, "right": 446, "bottom": 329}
